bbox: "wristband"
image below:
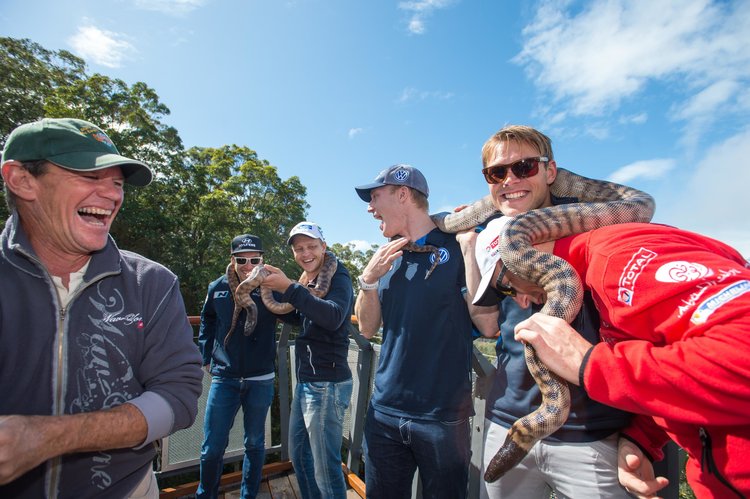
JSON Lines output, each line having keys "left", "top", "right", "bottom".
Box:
{"left": 358, "top": 275, "right": 379, "bottom": 291}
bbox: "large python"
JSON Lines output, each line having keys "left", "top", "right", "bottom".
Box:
{"left": 432, "top": 167, "right": 656, "bottom": 481}
{"left": 225, "top": 251, "right": 339, "bottom": 346}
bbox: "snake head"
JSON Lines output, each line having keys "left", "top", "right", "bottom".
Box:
{"left": 499, "top": 213, "right": 584, "bottom": 323}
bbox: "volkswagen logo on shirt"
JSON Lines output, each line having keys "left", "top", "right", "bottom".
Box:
{"left": 429, "top": 247, "right": 450, "bottom": 266}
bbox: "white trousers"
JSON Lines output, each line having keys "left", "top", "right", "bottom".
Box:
{"left": 480, "top": 419, "right": 631, "bottom": 499}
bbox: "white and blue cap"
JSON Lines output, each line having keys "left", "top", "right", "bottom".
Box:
{"left": 355, "top": 164, "right": 430, "bottom": 202}
{"left": 473, "top": 217, "right": 512, "bottom": 306}
{"left": 287, "top": 221, "right": 325, "bottom": 245}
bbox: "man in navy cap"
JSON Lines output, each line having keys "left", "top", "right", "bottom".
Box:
{"left": 0, "top": 118, "right": 202, "bottom": 498}
{"left": 354, "top": 164, "right": 475, "bottom": 499}
{"left": 197, "top": 233, "right": 280, "bottom": 499}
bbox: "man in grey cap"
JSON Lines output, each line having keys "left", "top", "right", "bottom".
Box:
{"left": 0, "top": 118, "right": 202, "bottom": 498}
{"left": 354, "top": 164, "right": 475, "bottom": 499}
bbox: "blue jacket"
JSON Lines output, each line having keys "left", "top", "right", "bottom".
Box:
{"left": 198, "top": 274, "right": 278, "bottom": 378}
{"left": 279, "top": 257, "right": 353, "bottom": 383}
{"left": 0, "top": 212, "right": 203, "bottom": 499}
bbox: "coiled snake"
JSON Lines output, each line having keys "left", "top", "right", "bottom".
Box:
{"left": 432, "top": 167, "right": 656, "bottom": 481}
{"left": 224, "top": 251, "right": 339, "bottom": 346}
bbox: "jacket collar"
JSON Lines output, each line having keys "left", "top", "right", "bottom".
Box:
{"left": 1, "top": 211, "right": 123, "bottom": 281}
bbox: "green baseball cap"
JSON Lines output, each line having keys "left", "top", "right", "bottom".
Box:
{"left": 1, "top": 118, "right": 153, "bottom": 186}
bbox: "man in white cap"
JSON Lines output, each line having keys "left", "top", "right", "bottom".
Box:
{"left": 0, "top": 118, "right": 202, "bottom": 498}
{"left": 262, "top": 221, "right": 354, "bottom": 499}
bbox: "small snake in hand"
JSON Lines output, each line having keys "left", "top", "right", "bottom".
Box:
{"left": 225, "top": 251, "right": 340, "bottom": 347}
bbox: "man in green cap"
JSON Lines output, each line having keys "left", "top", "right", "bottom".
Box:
{"left": 0, "top": 118, "right": 202, "bottom": 498}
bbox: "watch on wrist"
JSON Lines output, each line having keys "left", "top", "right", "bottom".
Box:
{"left": 358, "top": 275, "right": 379, "bottom": 290}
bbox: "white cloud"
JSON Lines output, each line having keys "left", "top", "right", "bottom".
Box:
{"left": 398, "top": 0, "right": 454, "bottom": 35}
{"left": 398, "top": 86, "right": 454, "bottom": 103}
{"left": 619, "top": 112, "right": 648, "bottom": 125}
{"left": 347, "top": 239, "right": 375, "bottom": 252}
{"left": 134, "top": 0, "right": 207, "bottom": 16}
{"left": 68, "top": 26, "right": 136, "bottom": 68}
{"left": 673, "top": 80, "right": 739, "bottom": 122}
{"left": 607, "top": 158, "right": 675, "bottom": 184}
{"left": 659, "top": 128, "right": 750, "bottom": 255}
{"left": 515, "top": 0, "right": 750, "bottom": 129}
{"left": 348, "top": 127, "right": 364, "bottom": 139}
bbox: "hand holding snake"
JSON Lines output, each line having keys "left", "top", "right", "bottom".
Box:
{"left": 359, "top": 237, "right": 410, "bottom": 285}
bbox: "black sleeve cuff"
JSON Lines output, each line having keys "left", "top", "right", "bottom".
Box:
{"left": 578, "top": 345, "right": 595, "bottom": 394}
{"left": 619, "top": 433, "right": 657, "bottom": 463}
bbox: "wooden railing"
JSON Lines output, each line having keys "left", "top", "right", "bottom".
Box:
{"left": 160, "top": 316, "right": 680, "bottom": 499}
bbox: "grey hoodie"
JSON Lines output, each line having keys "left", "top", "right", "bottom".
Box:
{"left": 0, "top": 212, "right": 202, "bottom": 498}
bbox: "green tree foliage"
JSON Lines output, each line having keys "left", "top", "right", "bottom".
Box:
{"left": 0, "top": 37, "right": 86, "bottom": 143}
{"left": 168, "top": 145, "right": 308, "bottom": 312}
{"left": 0, "top": 36, "right": 310, "bottom": 313}
{"left": 328, "top": 242, "right": 378, "bottom": 294}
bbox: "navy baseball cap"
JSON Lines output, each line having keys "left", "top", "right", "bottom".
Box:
{"left": 355, "top": 164, "right": 430, "bottom": 202}
{"left": 231, "top": 234, "right": 264, "bottom": 254}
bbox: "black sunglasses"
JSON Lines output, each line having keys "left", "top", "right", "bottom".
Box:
{"left": 494, "top": 265, "right": 516, "bottom": 297}
{"left": 481, "top": 156, "right": 548, "bottom": 184}
{"left": 234, "top": 256, "right": 262, "bottom": 265}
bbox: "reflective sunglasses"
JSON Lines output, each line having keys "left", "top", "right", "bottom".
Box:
{"left": 481, "top": 156, "right": 548, "bottom": 184}
{"left": 494, "top": 265, "right": 517, "bottom": 297}
{"left": 234, "top": 256, "right": 262, "bottom": 265}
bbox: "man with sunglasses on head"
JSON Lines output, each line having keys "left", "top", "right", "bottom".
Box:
{"left": 197, "top": 234, "right": 278, "bottom": 499}
{"left": 458, "top": 125, "right": 632, "bottom": 499}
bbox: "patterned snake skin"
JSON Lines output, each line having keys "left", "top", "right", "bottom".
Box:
{"left": 226, "top": 251, "right": 339, "bottom": 343}
{"left": 432, "top": 167, "right": 656, "bottom": 481}
{"left": 401, "top": 242, "right": 442, "bottom": 279}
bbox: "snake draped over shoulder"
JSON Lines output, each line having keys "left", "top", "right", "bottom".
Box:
{"left": 432, "top": 167, "right": 656, "bottom": 481}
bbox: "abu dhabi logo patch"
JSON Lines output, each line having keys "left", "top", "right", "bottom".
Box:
{"left": 655, "top": 261, "right": 713, "bottom": 283}
{"left": 691, "top": 280, "right": 750, "bottom": 324}
{"left": 617, "top": 247, "right": 657, "bottom": 305}
{"left": 428, "top": 247, "right": 450, "bottom": 267}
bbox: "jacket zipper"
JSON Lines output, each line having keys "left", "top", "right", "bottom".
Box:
{"left": 47, "top": 306, "right": 67, "bottom": 499}
{"left": 307, "top": 345, "right": 316, "bottom": 375}
{"left": 699, "top": 427, "right": 745, "bottom": 498}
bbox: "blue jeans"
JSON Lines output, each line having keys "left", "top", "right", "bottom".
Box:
{"left": 196, "top": 376, "right": 275, "bottom": 499}
{"left": 364, "top": 404, "right": 471, "bottom": 499}
{"left": 289, "top": 379, "right": 353, "bottom": 499}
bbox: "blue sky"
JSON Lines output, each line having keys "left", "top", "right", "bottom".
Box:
{"left": 3, "top": 0, "right": 750, "bottom": 255}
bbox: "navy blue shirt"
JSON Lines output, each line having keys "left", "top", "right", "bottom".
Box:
{"left": 199, "top": 274, "right": 278, "bottom": 378}
{"left": 280, "top": 257, "right": 354, "bottom": 383}
{"left": 371, "top": 228, "right": 474, "bottom": 421}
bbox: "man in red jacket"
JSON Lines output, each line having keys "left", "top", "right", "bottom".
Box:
{"left": 474, "top": 219, "right": 750, "bottom": 499}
